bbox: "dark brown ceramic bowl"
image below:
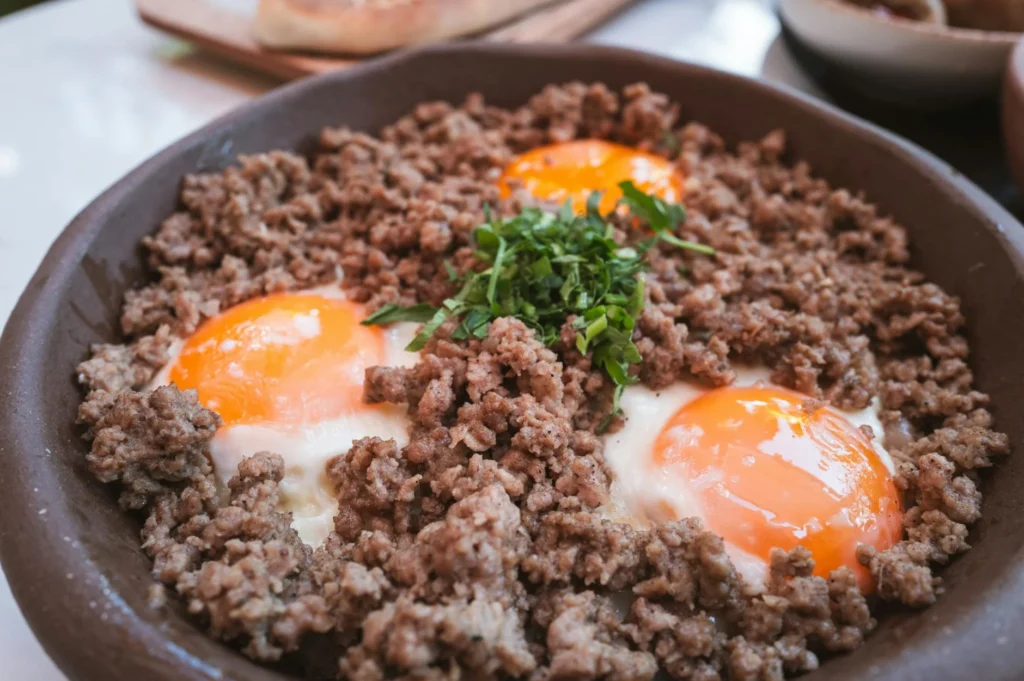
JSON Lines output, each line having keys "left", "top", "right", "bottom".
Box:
{"left": 2, "top": 43, "right": 1024, "bottom": 681}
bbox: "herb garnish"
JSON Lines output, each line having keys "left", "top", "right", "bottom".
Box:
{"left": 362, "top": 181, "right": 714, "bottom": 426}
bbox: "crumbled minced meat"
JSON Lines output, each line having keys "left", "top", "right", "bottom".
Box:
{"left": 136, "top": 450, "right": 332, "bottom": 661}
{"left": 78, "top": 385, "right": 220, "bottom": 510}
{"left": 75, "top": 83, "right": 1010, "bottom": 679}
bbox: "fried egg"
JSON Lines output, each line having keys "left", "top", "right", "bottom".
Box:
{"left": 603, "top": 367, "right": 902, "bottom": 593}
{"left": 498, "top": 139, "right": 683, "bottom": 214}
{"left": 151, "top": 286, "right": 418, "bottom": 546}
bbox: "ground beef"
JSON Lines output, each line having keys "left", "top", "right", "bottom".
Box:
{"left": 139, "top": 451, "right": 332, "bottom": 661}
{"left": 309, "top": 542, "right": 394, "bottom": 647}
{"left": 532, "top": 589, "right": 658, "bottom": 681}
{"left": 523, "top": 512, "right": 648, "bottom": 590}
{"left": 326, "top": 437, "right": 422, "bottom": 542}
{"left": 75, "top": 82, "right": 1010, "bottom": 679}
{"left": 629, "top": 599, "right": 724, "bottom": 681}
{"left": 179, "top": 538, "right": 330, "bottom": 662}
{"left": 77, "top": 324, "right": 174, "bottom": 393}
{"left": 339, "top": 596, "right": 536, "bottom": 681}
{"left": 79, "top": 385, "right": 220, "bottom": 509}
{"left": 385, "top": 484, "right": 529, "bottom": 608}
{"left": 857, "top": 541, "right": 938, "bottom": 607}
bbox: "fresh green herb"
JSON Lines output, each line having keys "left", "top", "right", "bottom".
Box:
{"left": 619, "top": 180, "right": 685, "bottom": 233}
{"left": 361, "top": 302, "right": 438, "bottom": 326}
{"left": 363, "top": 186, "right": 714, "bottom": 428}
{"left": 408, "top": 308, "right": 450, "bottom": 351}
{"left": 618, "top": 180, "right": 715, "bottom": 256}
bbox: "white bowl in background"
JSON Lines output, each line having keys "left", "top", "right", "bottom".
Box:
{"left": 779, "top": 0, "right": 1019, "bottom": 105}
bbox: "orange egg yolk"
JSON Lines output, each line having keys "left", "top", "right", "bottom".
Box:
{"left": 652, "top": 386, "right": 902, "bottom": 592}
{"left": 498, "top": 140, "right": 684, "bottom": 214}
{"left": 168, "top": 293, "right": 385, "bottom": 427}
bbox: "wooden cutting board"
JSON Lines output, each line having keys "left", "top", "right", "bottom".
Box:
{"left": 136, "top": 0, "right": 639, "bottom": 81}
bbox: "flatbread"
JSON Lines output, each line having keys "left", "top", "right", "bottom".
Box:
{"left": 254, "top": 0, "right": 557, "bottom": 55}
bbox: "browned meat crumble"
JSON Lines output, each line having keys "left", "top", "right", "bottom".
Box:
{"left": 75, "top": 82, "right": 1010, "bottom": 680}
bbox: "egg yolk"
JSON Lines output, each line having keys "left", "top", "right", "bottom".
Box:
{"left": 653, "top": 386, "right": 902, "bottom": 592}
{"left": 498, "top": 140, "right": 684, "bottom": 215}
{"left": 168, "top": 293, "right": 385, "bottom": 427}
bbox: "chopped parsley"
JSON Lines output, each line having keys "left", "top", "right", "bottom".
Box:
{"left": 362, "top": 181, "right": 714, "bottom": 426}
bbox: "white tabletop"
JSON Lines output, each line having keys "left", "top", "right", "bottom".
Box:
{"left": 0, "top": 0, "right": 822, "bottom": 677}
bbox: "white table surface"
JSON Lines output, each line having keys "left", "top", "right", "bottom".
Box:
{"left": 0, "top": 0, "right": 824, "bottom": 677}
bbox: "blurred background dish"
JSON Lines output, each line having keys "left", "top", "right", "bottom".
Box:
{"left": 135, "top": 0, "right": 640, "bottom": 80}
{"left": 779, "top": 0, "right": 1019, "bottom": 106}
{"left": 843, "top": 0, "right": 947, "bottom": 23}
{"left": 1003, "top": 36, "right": 1024, "bottom": 192}
{"left": 946, "top": 0, "right": 1024, "bottom": 31}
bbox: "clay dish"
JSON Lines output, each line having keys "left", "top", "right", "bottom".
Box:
{"left": 1, "top": 43, "right": 1023, "bottom": 681}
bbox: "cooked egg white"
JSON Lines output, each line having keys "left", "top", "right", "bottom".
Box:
{"left": 601, "top": 366, "right": 895, "bottom": 589}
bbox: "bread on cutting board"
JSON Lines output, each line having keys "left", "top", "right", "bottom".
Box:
{"left": 254, "top": 0, "right": 557, "bottom": 55}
